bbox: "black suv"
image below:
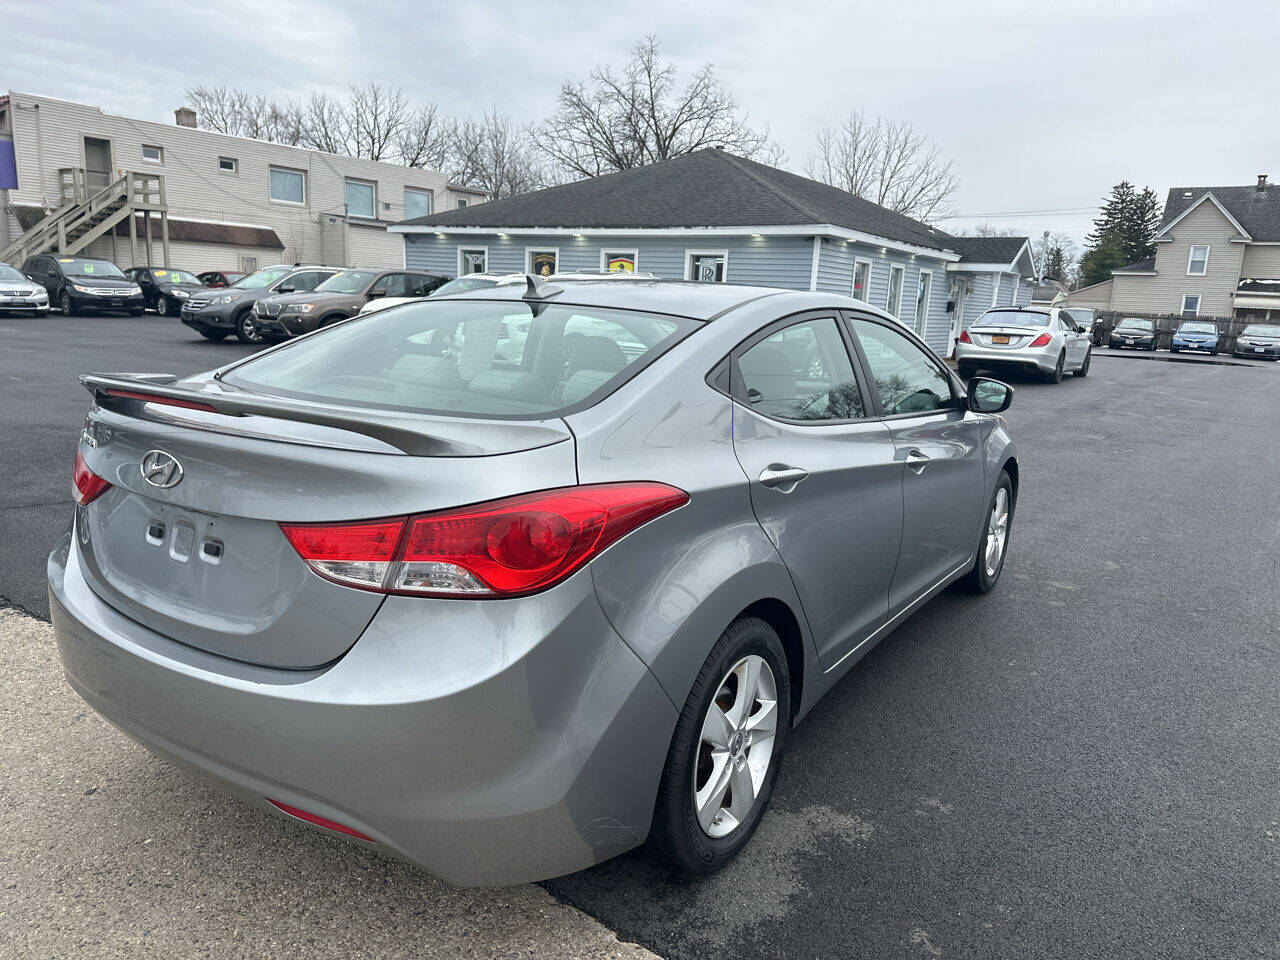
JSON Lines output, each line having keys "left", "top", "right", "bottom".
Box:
{"left": 21, "top": 255, "right": 145, "bottom": 316}
{"left": 179, "top": 264, "right": 339, "bottom": 343}
{"left": 124, "top": 267, "right": 207, "bottom": 316}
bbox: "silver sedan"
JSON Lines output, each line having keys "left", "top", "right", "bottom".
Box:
{"left": 956, "top": 306, "right": 1092, "bottom": 383}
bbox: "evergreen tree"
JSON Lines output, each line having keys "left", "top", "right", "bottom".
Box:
{"left": 1042, "top": 244, "right": 1068, "bottom": 282}
{"left": 1082, "top": 181, "right": 1163, "bottom": 274}
{"left": 1078, "top": 237, "right": 1125, "bottom": 287}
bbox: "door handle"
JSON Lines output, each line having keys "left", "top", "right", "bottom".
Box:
{"left": 758, "top": 465, "right": 809, "bottom": 492}
{"left": 905, "top": 450, "right": 931, "bottom": 475}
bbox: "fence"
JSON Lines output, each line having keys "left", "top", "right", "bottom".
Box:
{"left": 1093, "top": 311, "right": 1254, "bottom": 352}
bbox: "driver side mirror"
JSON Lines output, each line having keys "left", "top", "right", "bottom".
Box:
{"left": 966, "top": 377, "right": 1013, "bottom": 414}
{"left": 368, "top": 286, "right": 387, "bottom": 298}
{"left": 276, "top": 284, "right": 295, "bottom": 294}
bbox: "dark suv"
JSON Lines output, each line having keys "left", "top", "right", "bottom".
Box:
{"left": 22, "top": 255, "right": 145, "bottom": 316}
{"left": 251, "top": 268, "right": 449, "bottom": 339}
{"left": 179, "top": 265, "right": 339, "bottom": 343}
{"left": 125, "top": 267, "right": 207, "bottom": 316}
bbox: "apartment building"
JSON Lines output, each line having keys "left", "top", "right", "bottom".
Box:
{"left": 0, "top": 91, "right": 486, "bottom": 273}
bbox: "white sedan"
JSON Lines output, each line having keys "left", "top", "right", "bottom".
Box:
{"left": 956, "top": 306, "right": 1092, "bottom": 383}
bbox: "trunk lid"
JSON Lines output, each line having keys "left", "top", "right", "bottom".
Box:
{"left": 75, "top": 382, "right": 576, "bottom": 668}
{"left": 968, "top": 324, "right": 1045, "bottom": 348}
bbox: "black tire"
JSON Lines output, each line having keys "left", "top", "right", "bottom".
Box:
{"left": 651, "top": 616, "right": 791, "bottom": 877}
{"left": 1169, "top": 346, "right": 1178, "bottom": 353}
{"left": 235, "top": 309, "right": 264, "bottom": 345}
{"left": 1073, "top": 349, "right": 1091, "bottom": 377}
{"left": 1045, "top": 351, "right": 1065, "bottom": 384}
{"left": 960, "top": 470, "right": 1014, "bottom": 593}
{"left": 318, "top": 312, "right": 348, "bottom": 329}
{"left": 129, "top": 309, "right": 144, "bottom": 317}
{"left": 59, "top": 291, "right": 76, "bottom": 316}
{"left": 956, "top": 361, "right": 976, "bottom": 381}
{"left": 156, "top": 295, "right": 170, "bottom": 316}
{"left": 198, "top": 329, "right": 230, "bottom": 342}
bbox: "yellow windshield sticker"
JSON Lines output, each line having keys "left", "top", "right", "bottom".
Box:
{"left": 59, "top": 258, "right": 73, "bottom": 262}
{"left": 155, "top": 270, "right": 167, "bottom": 277}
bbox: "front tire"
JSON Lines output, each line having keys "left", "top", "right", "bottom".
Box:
{"left": 235, "top": 309, "right": 264, "bottom": 345}
{"left": 59, "top": 291, "right": 76, "bottom": 316}
{"left": 156, "top": 295, "right": 170, "bottom": 316}
{"left": 1073, "top": 349, "right": 1091, "bottom": 377}
{"left": 651, "top": 617, "right": 791, "bottom": 876}
{"left": 961, "top": 470, "right": 1014, "bottom": 593}
{"left": 198, "top": 329, "right": 229, "bottom": 342}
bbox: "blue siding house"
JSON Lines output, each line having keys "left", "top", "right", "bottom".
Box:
{"left": 392, "top": 150, "right": 1038, "bottom": 357}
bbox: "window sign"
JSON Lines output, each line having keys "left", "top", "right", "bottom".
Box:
{"left": 529, "top": 250, "right": 558, "bottom": 276}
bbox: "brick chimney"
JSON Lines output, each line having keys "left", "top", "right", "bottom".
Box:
{"left": 175, "top": 106, "right": 196, "bottom": 128}
{"left": 1258, "top": 173, "right": 1269, "bottom": 191}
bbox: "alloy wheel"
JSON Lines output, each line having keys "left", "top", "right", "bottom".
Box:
{"left": 59, "top": 291, "right": 71, "bottom": 315}
{"left": 239, "top": 314, "right": 263, "bottom": 344}
{"left": 984, "top": 487, "right": 1010, "bottom": 577}
{"left": 156, "top": 295, "right": 169, "bottom": 316}
{"left": 694, "top": 655, "right": 778, "bottom": 839}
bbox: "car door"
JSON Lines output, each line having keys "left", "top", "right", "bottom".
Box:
{"left": 847, "top": 314, "right": 986, "bottom": 611}
{"left": 729, "top": 313, "right": 903, "bottom": 670}
{"left": 1057, "top": 312, "right": 1087, "bottom": 365}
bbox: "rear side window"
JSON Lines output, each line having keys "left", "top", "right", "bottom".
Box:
{"left": 736, "top": 318, "right": 865, "bottom": 422}
{"left": 224, "top": 299, "right": 694, "bottom": 418}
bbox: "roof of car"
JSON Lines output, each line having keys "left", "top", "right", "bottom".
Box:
{"left": 437, "top": 277, "right": 877, "bottom": 322}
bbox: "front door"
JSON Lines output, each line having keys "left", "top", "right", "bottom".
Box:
{"left": 83, "top": 137, "right": 112, "bottom": 192}
{"left": 729, "top": 313, "right": 903, "bottom": 669}
{"left": 847, "top": 314, "right": 986, "bottom": 610}
{"left": 949, "top": 279, "right": 968, "bottom": 358}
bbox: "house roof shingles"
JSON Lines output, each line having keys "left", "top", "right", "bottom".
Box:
{"left": 404, "top": 149, "right": 974, "bottom": 254}
{"left": 1161, "top": 185, "right": 1280, "bottom": 240}
{"left": 1113, "top": 259, "right": 1156, "bottom": 273}
{"left": 941, "top": 236, "right": 1029, "bottom": 265}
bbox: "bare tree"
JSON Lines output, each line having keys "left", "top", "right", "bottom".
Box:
{"left": 300, "top": 92, "right": 352, "bottom": 155}
{"left": 805, "top": 112, "right": 958, "bottom": 222}
{"left": 347, "top": 83, "right": 408, "bottom": 161}
{"left": 397, "top": 103, "right": 453, "bottom": 170}
{"left": 450, "top": 110, "right": 548, "bottom": 199}
{"left": 536, "top": 36, "right": 779, "bottom": 178}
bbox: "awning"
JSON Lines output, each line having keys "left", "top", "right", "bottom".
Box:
{"left": 112, "top": 215, "right": 284, "bottom": 249}
{"left": 1233, "top": 294, "right": 1280, "bottom": 309}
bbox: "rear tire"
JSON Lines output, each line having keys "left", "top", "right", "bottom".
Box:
{"left": 1045, "top": 351, "right": 1065, "bottom": 383}
{"left": 651, "top": 617, "right": 790, "bottom": 877}
{"left": 957, "top": 361, "right": 976, "bottom": 380}
{"left": 235, "top": 309, "right": 264, "bottom": 345}
{"left": 1072, "top": 349, "right": 1091, "bottom": 377}
{"left": 960, "top": 470, "right": 1014, "bottom": 593}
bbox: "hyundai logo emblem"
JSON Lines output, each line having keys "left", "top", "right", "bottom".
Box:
{"left": 140, "top": 450, "right": 184, "bottom": 489}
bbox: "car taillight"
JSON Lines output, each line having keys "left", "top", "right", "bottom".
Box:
{"left": 280, "top": 482, "right": 689, "bottom": 598}
{"left": 958, "top": 329, "right": 971, "bottom": 343}
{"left": 72, "top": 450, "right": 111, "bottom": 506}
{"left": 105, "top": 389, "right": 218, "bottom": 413}
{"left": 1029, "top": 333, "right": 1052, "bottom": 347}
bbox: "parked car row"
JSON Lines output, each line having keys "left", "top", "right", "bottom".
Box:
{"left": 1105, "top": 317, "right": 1280, "bottom": 359}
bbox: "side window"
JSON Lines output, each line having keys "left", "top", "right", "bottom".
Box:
{"left": 736, "top": 317, "right": 866, "bottom": 422}
{"left": 291, "top": 272, "right": 323, "bottom": 292}
{"left": 406, "top": 274, "right": 439, "bottom": 296}
{"left": 849, "top": 317, "right": 953, "bottom": 416}
{"left": 379, "top": 274, "right": 408, "bottom": 297}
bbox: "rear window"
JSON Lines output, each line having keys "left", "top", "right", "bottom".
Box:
{"left": 223, "top": 299, "right": 694, "bottom": 418}
{"left": 980, "top": 309, "right": 1050, "bottom": 327}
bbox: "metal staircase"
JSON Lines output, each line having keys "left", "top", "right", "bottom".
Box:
{"left": 0, "top": 167, "right": 169, "bottom": 267}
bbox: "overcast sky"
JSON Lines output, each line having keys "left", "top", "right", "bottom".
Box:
{"left": 6, "top": 0, "right": 1276, "bottom": 249}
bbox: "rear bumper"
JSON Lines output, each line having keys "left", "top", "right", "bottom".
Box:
{"left": 955, "top": 342, "right": 1058, "bottom": 374}
{"left": 49, "top": 528, "right": 677, "bottom": 886}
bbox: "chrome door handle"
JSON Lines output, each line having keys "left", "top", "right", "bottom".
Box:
{"left": 758, "top": 465, "right": 809, "bottom": 491}
{"left": 905, "top": 450, "right": 931, "bottom": 475}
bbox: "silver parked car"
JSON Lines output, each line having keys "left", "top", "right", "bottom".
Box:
{"left": 956, "top": 305, "right": 1092, "bottom": 383}
{"left": 50, "top": 278, "right": 1019, "bottom": 885}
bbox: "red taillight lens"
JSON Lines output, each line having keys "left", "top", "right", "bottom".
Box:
{"left": 279, "top": 518, "right": 406, "bottom": 591}
{"left": 279, "top": 482, "right": 689, "bottom": 598}
{"left": 72, "top": 449, "right": 111, "bottom": 506}
{"left": 105, "top": 389, "right": 219, "bottom": 413}
{"left": 1029, "top": 333, "right": 1052, "bottom": 347}
{"left": 958, "top": 329, "right": 971, "bottom": 343}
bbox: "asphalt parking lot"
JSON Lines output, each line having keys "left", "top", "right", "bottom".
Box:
{"left": 2, "top": 312, "right": 1279, "bottom": 959}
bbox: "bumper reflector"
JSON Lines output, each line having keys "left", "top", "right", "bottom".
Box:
{"left": 266, "top": 798, "right": 375, "bottom": 842}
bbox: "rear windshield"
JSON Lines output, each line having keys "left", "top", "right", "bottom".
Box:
{"left": 980, "top": 309, "right": 1049, "bottom": 327}
{"left": 317, "top": 270, "right": 377, "bottom": 294}
{"left": 60, "top": 259, "right": 124, "bottom": 278}
{"left": 223, "top": 299, "right": 694, "bottom": 418}
{"left": 1116, "top": 319, "right": 1154, "bottom": 331}
{"left": 232, "top": 266, "right": 294, "bottom": 289}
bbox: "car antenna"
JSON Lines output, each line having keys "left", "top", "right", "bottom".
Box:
{"left": 523, "top": 274, "right": 563, "bottom": 301}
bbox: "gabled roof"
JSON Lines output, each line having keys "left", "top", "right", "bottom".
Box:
{"left": 1157, "top": 186, "right": 1280, "bottom": 241}
{"left": 397, "top": 148, "right": 954, "bottom": 252}
{"left": 944, "top": 236, "right": 1028, "bottom": 265}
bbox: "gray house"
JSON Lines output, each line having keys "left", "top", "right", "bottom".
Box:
{"left": 391, "top": 150, "right": 1036, "bottom": 357}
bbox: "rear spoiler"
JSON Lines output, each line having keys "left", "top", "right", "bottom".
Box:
{"left": 79, "top": 373, "right": 571, "bottom": 458}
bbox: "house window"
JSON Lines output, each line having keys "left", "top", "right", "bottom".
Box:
{"left": 141, "top": 144, "right": 163, "bottom": 163}
{"left": 1187, "top": 244, "right": 1210, "bottom": 276}
{"left": 1181, "top": 294, "right": 1200, "bottom": 317}
{"left": 527, "top": 248, "right": 558, "bottom": 276}
{"left": 601, "top": 250, "right": 638, "bottom": 273}
{"left": 886, "top": 264, "right": 905, "bottom": 317}
{"left": 852, "top": 259, "right": 871, "bottom": 301}
{"left": 218, "top": 157, "right": 237, "bottom": 174}
{"left": 458, "top": 246, "right": 488, "bottom": 275}
{"left": 914, "top": 270, "right": 933, "bottom": 335}
{"left": 404, "top": 187, "right": 432, "bottom": 220}
{"left": 269, "top": 167, "right": 306, "bottom": 204}
{"left": 457, "top": 198, "right": 469, "bottom": 208}
{"left": 687, "top": 250, "right": 727, "bottom": 282}
{"left": 344, "top": 178, "right": 375, "bottom": 219}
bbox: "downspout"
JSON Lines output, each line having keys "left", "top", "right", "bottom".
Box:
{"left": 809, "top": 236, "right": 821, "bottom": 291}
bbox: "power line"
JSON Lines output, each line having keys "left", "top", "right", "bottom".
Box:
{"left": 939, "top": 207, "right": 1096, "bottom": 219}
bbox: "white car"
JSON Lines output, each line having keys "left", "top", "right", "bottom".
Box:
{"left": 956, "top": 306, "right": 1092, "bottom": 383}
{"left": 0, "top": 262, "right": 51, "bottom": 316}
